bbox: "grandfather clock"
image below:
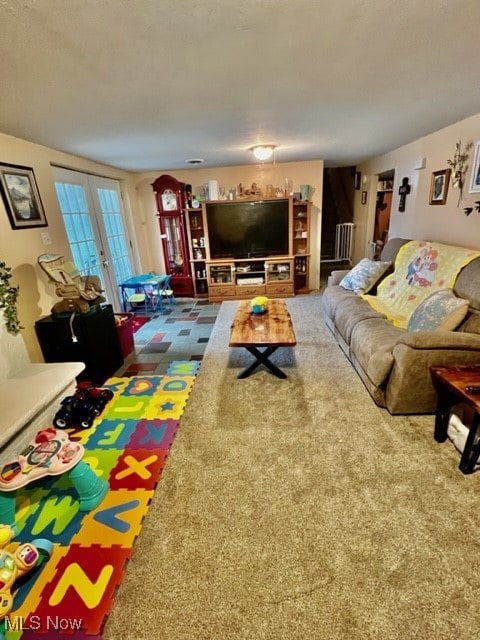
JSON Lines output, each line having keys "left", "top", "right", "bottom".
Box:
{"left": 152, "top": 174, "right": 193, "bottom": 296}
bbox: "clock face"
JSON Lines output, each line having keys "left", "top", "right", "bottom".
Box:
{"left": 161, "top": 189, "right": 178, "bottom": 211}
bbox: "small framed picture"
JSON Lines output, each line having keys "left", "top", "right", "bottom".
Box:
{"left": 469, "top": 141, "right": 480, "bottom": 193}
{"left": 0, "top": 163, "right": 48, "bottom": 229}
{"left": 429, "top": 169, "right": 451, "bottom": 205}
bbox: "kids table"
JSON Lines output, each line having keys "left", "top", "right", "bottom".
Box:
{"left": 119, "top": 273, "right": 168, "bottom": 314}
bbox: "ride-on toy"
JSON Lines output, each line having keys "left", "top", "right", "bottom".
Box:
{"left": 53, "top": 381, "right": 114, "bottom": 429}
{"left": 0, "top": 428, "right": 108, "bottom": 525}
{"left": 0, "top": 524, "right": 52, "bottom": 624}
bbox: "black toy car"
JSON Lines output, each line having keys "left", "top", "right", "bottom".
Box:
{"left": 53, "top": 383, "right": 114, "bottom": 429}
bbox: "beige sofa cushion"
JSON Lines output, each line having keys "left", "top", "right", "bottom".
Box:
{"left": 334, "top": 296, "right": 386, "bottom": 345}
{"left": 321, "top": 285, "right": 354, "bottom": 322}
{"left": 454, "top": 257, "right": 480, "bottom": 310}
{"left": 379, "top": 237, "right": 411, "bottom": 263}
{"left": 458, "top": 311, "right": 480, "bottom": 334}
{"left": 349, "top": 317, "right": 404, "bottom": 386}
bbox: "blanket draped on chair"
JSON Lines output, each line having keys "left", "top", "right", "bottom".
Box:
{"left": 362, "top": 240, "right": 480, "bottom": 328}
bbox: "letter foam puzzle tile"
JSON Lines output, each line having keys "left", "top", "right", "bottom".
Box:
{"left": 0, "top": 365, "right": 198, "bottom": 638}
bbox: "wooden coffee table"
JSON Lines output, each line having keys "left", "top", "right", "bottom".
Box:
{"left": 430, "top": 365, "right": 480, "bottom": 474}
{"left": 229, "top": 299, "right": 296, "bottom": 379}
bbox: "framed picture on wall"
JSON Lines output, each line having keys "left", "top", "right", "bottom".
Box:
{"left": 469, "top": 141, "right": 480, "bottom": 193}
{"left": 0, "top": 163, "right": 48, "bottom": 229}
{"left": 429, "top": 169, "right": 451, "bottom": 205}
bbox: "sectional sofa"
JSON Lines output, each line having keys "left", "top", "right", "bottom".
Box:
{"left": 322, "top": 238, "right": 480, "bottom": 414}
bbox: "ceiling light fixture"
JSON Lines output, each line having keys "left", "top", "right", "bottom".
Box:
{"left": 250, "top": 145, "right": 276, "bottom": 161}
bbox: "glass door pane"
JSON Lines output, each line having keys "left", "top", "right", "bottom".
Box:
{"left": 91, "top": 177, "right": 133, "bottom": 287}
{"left": 54, "top": 181, "right": 102, "bottom": 281}
{"left": 52, "top": 167, "right": 134, "bottom": 309}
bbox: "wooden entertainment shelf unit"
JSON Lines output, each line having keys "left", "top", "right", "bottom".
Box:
{"left": 185, "top": 196, "right": 311, "bottom": 302}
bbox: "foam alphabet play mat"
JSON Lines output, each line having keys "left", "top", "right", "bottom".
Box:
{"left": 0, "top": 361, "right": 200, "bottom": 639}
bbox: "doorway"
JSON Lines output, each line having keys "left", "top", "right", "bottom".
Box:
{"left": 52, "top": 167, "right": 134, "bottom": 309}
{"left": 320, "top": 167, "right": 355, "bottom": 285}
{"left": 373, "top": 169, "right": 395, "bottom": 258}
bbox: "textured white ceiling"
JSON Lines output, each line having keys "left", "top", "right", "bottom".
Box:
{"left": 1, "top": 0, "right": 479, "bottom": 172}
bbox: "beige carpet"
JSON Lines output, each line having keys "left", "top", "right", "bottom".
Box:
{"left": 103, "top": 295, "right": 480, "bottom": 640}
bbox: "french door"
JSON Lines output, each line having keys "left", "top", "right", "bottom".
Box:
{"left": 52, "top": 167, "right": 133, "bottom": 309}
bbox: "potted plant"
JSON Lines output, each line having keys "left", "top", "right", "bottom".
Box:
{"left": 0, "top": 261, "right": 22, "bottom": 335}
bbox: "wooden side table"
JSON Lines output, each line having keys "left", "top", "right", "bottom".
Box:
{"left": 430, "top": 365, "right": 480, "bottom": 474}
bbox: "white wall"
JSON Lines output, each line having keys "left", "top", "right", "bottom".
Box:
{"left": 0, "top": 133, "right": 142, "bottom": 360}
{"left": 353, "top": 113, "right": 480, "bottom": 263}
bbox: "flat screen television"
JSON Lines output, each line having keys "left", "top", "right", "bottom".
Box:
{"left": 205, "top": 199, "right": 290, "bottom": 259}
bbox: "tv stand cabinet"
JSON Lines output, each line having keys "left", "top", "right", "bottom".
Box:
{"left": 206, "top": 257, "right": 294, "bottom": 302}
{"left": 185, "top": 197, "right": 311, "bottom": 302}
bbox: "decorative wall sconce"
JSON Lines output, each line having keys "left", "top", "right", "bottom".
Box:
{"left": 447, "top": 139, "right": 473, "bottom": 206}
{"left": 465, "top": 202, "right": 480, "bottom": 216}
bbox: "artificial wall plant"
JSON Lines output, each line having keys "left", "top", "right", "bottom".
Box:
{"left": 0, "top": 261, "right": 22, "bottom": 335}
